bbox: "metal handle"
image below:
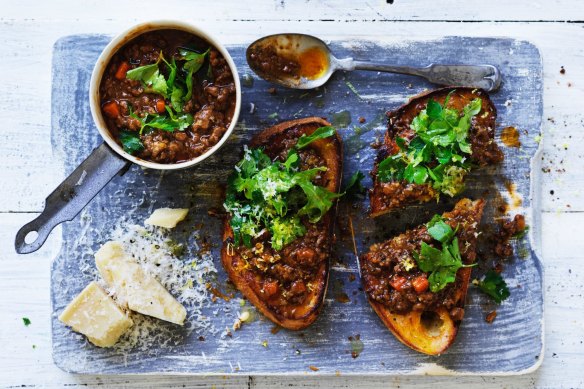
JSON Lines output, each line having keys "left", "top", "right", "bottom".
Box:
{"left": 345, "top": 60, "right": 501, "bottom": 92}
{"left": 15, "top": 143, "right": 129, "bottom": 254}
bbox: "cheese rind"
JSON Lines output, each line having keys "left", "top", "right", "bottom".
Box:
{"left": 144, "top": 208, "right": 189, "bottom": 229}
{"left": 95, "top": 241, "right": 187, "bottom": 326}
{"left": 58, "top": 281, "right": 133, "bottom": 348}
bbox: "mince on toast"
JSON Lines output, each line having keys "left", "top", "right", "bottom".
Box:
{"left": 221, "top": 117, "right": 342, "bottom": 330}
{"left": 370, "top": 88, "right": 502, "bottom": 217}
{"left": 360, "top": 198, "right": 485, "bottom": 355}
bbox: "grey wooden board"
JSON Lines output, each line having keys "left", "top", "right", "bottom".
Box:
{"left": 50, "top": 35, "right": 543, "bottom": 375}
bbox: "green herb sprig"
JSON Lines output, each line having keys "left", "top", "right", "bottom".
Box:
{"left": 378, "top": 94, "right": 482, "bottom": 197}
{"left": 120, "top": 48, "right": 210, "bottom": 153}
{"left": 224, "top": 127, "right": 341, "bottom": 250}
{"left": 478, "top": 270, "right": 510, "bottom": 303}
{"left": 413, "top": 215, "right": 473, "bottom": 292}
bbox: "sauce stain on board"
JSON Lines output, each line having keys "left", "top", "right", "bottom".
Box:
{"left": 501, "top": 126, "right": 521, "bottom": 147}
{"left": 504, "top": 181, "right": 523, "bottom": 211}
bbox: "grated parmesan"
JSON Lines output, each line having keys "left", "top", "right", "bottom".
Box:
{"left": 87, "top": 220, "right": 218, "bottom": 352}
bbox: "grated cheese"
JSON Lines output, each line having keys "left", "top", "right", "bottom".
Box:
{"left": 94, "top": 221, "right": 218, "bottom": 352}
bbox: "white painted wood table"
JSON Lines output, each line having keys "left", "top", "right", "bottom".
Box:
{"left": 1, "top": 1, "right": 583, "bottom": 388}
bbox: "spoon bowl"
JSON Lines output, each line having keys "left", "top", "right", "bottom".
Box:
{"left": 246, "top": 33, "right": 334, "bottom": 89}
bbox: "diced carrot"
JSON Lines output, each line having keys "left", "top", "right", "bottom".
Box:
{"left": 156, "top": 99, "right": 166, "bottom": 113}
{"left": 115, "top": 61, "right": 130, "bottom": 80}
{"left": 102, "top": 101, "right": 120, "bottom": 118}
{"left": 390, "top": 276, "right": 407, "bottom": 291}
{"left": 263, "top": 280, "right": 279, "bottom": 297}
{"left": 412, "top": 275, "right": 429, "bottom": 293}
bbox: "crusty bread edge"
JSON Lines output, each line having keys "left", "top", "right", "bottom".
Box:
{"left": 221, "top": 117, "right": 343, "bottom": 330}
{"left": 364, "top": 199, "right": 485, "bottom": 354}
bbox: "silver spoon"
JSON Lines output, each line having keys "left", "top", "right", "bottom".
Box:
{"left": 246, "top": 34, "right": 501, "bottom": 92}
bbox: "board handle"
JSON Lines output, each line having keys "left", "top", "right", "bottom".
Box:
{"left": 15, "top": 143, "right": 129, "bottom": 254}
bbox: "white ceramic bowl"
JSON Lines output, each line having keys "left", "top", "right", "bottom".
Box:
{"left": 89, "top": 20, "right": 241, "bottom": 170}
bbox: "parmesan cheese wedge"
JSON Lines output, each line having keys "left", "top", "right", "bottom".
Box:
{"left": 58, "top": 281, "right": 133, "bottom": 348}
{"left": 144, "top": 208, "right": 189, "bottom": 229}
{"left": 95, "top": 241, "right": 187, "bottom": 326}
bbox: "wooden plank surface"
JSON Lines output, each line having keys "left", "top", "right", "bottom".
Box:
{"left": 1, "top": 0, "right": 582, "bottom": 22}
{"left": 1, "top": 0, "right": 584, "bottom": 387}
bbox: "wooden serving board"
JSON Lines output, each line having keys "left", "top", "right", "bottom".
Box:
{"left": 50, "top": 35, "right": 543, "bottom": 375}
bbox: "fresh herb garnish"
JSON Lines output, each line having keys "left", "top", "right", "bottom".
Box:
{"left": 119, "top": 130, "right": 144, "bottom": 154}
{"left": 224, "top": 129, "right": 341, "bottom": 250}
{"left": 123, "top": 48, "right": 210, "bottom": 136}
{"left": 296, "top": 126, "right": 335, "bottom": 149}
{"left": 343, "top": 171, "right": 366, "bottom": 196}
{"left": 413, "top": 215, "right": 471, "bottom": 292}
{"left": 378, "top": 94, "right": 482, "bottom": 197}
{"left": 131, "top": 108, "right": 193, "bottom": 134}
{"left": 22, "top": 317, "right": 31, "bottom": 326}
{"left": 478, "top": 270, "right": 510, "bottom": 303}
{"left": 180, "top": 48, "right": 210, "bottom": 73}
{"left": 126, "top": 52, "right": 168, "bottom": 97}
{"left": 179, "top": 48, "right": 209, "bottom": 101}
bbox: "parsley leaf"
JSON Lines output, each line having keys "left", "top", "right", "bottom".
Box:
{"left": 414, "top": 215, "right": 471, "bottom": 292}
{"left": 179, "top": 48, "right": 209, "bottom": 101}
{"left": 377, "top": 95, "right": 482, "bottom": 197}
{"left": 119, "top": 130, "right": 144, "bottom": 154}
{"left": 131, "top": 108, "right": 193, "bottom": 134}
{"left": 179, "top": 48, "right": 210, "bottom": 73}
{"left": 22, "top": 317, "right": 31, "bottom": 326}
{"left": 126, "top": 52, "right": 168, "bottom": 97}
{"left": 478, "top": 270, "right": 510, "bottom": 303}
{"left": 296, "top": 126, "right": 336, "bottom": 149}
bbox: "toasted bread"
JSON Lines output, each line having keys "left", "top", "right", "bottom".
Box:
{"left": 370, "top": 88, "right": 502, "bottom": 217}
{"left": 360, "top": 198, "right": 485, "bottom": 355}
{"left": 221, "top": 117, "right": 342, "bottom": 330}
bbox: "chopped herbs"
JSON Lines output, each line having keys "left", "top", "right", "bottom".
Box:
{"left": 131, "top": 108, "right": 194, "bottom": 135}
{"left": 224, "top": 128, "right": 341, "bottom": 250}
{"left": 378, "top": 94, "right": 482, "bottom": 197}
{"left": 22, "top": 317, "right": 31, "bottom": 326}
{"left": 126, "top": 52, "right": 168, "bottom": 97}
{"left": 478, "top": 270, "right": 510, "bottom": 303}
{"left": 119, "top": 130, "right": 144, "bottom": 154}
{"left": 118, "top": 48, "right": 210, "bottom": 150}
{"left": 413, "top": 215, "right": 471, "bottom": 292}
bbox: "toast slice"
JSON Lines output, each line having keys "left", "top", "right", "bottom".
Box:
{"left": 370, "top": 88, "right": 502, "bottom": 217}
{"left": 360, "top": 198, "right": 485, "bottom": 355}
{"left": 221, "top": 117, "right": 342, "bottom": 330}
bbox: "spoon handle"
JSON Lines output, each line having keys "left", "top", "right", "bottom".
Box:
{"left": 350, "top": 60, "right": 501, "bottom": 92}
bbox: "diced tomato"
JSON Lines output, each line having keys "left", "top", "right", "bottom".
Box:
{"left": 156, "top": 99, "right": 166, "bottom": 113}
{"left": 102, "top": 101, "right": 120, "bottom": 118}
{"left": 389, "top": 276, "right": 407, "bottom": 291}
{"left": 412, "top": 275, "right": 429, "bottom": 293}
{"left": 263, "top": 280, "right": 279, "bottom": 297}
{"left": 115, "top": 61, "right": 130, "bottom": 80}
